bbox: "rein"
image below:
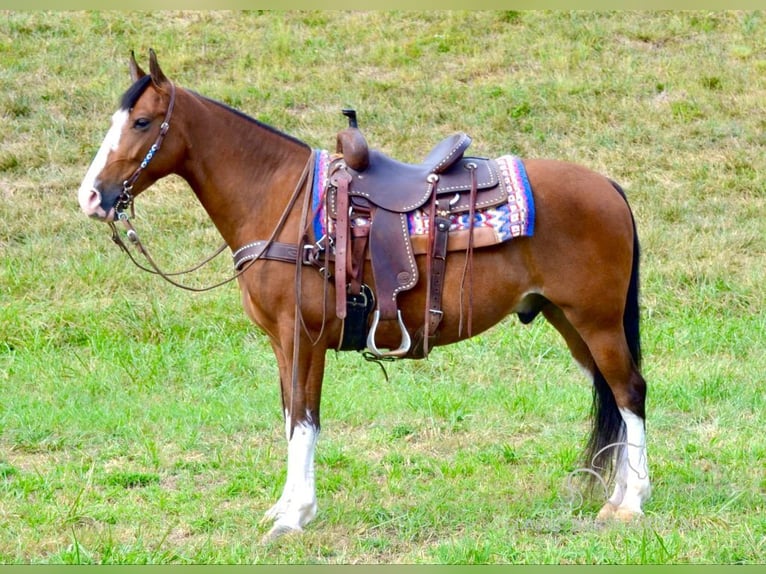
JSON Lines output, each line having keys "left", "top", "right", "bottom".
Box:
{"left": 108, "top": 81, "right": 317, "bottom": 292}
{"left": 109, "top": 152, "right": 315, "bottom": 291}
{"left": 108, "top": 216, "right": 236, "bottom": 293}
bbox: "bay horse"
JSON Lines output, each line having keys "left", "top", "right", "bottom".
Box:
{"left": 77, "top": 51, "right": 650, "bottom": 541}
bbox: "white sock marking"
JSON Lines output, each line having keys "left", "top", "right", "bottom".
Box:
{"left": 609, "top": 408, "right": 651, "bottom": 512}
{"left": 266, "top": 409, "right": 318, "bottom": 533}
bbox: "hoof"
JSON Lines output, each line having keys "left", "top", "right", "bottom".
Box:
{"left": 596, "top": 502, "right": 618, "bottom": 522}
{"left": 615, "top": 507, "right": 644, "bottom": 522}
{"left": 261, "top": 522, "right": 302, "bottom": 544}
{"left": 596, "top": 502, "right": 644, "bottom": 523}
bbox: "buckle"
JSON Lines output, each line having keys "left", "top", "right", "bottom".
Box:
{"left": 301, "top": 244, "right": 312, "bottom": 265}
{"left": 302, "top": 243, "right": 324, "bottom": 266}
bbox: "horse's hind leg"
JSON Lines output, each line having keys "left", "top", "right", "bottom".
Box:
{"left": 542, "top": 304, "right": 594, "bottom": 378}
{"left": 588, "top": 332, "right": 649, "bottom": 521}
{"left": 578, "top": 321, "right": 649, "bottom": 521}
{"left": 543, "top": 305, "right": 650, "bottom": 521}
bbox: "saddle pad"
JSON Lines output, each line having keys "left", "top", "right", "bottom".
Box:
{"left": 408, "top": 154, "right": 535, "bottom": 244}
{"left": 311, "top": 150, "right": 535, "bottom": 252}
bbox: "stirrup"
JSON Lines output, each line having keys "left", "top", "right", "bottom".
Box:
{"left": 366, "top": 309, "right": 411, "bottom": 358}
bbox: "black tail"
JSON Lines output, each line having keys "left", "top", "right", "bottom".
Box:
{"left": 611, "top": 179, "right": 642, "bottom": 369}
{"left": 584, "top": 180, "right": 642, "bottom": 480}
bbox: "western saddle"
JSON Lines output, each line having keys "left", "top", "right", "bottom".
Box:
{"left": 326, "top": 110, "right": 509, "bottom": 359}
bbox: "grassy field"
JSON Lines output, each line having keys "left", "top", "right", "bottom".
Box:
{"left": 1, "top": 11, "right": 765, "bottom": 564}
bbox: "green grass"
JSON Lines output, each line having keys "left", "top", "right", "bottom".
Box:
{"left": 1, "top": 11, "right": 765, "bottom": 564}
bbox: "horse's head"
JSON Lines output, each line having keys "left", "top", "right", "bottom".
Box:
{"left": 78, "top": 50, "right": 178, "bottom": 221}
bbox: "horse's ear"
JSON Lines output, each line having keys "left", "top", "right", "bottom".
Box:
{"left": 129, "top": 50, "right": 146, "bottom": 83}
{"left": 148, "top": 48, "right": 169, "bottom": 87}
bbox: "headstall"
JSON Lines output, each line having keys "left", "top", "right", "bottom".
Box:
{"left": 115, "top": 81, "right": 177, "bottom": 218}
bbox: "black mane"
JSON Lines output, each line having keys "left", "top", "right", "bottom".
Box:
{"left": 120, "top": 75, "right": 152, "bottom": 111}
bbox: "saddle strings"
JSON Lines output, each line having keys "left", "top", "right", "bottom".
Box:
{"left": 458, "top": 164, "right": 478, "bottom": 338}
{"left": 423, "top": 182, "right": 439, "bottom": 357}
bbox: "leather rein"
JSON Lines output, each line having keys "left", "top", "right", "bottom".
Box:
{"left": 107, "top": 81, "right": 317, "bottom": 293}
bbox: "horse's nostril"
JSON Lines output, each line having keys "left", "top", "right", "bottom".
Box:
{"left": 78, "top": 187, "right": 110, "bottom": 220}
{"left": 84, "top": 189, "right": 101, "bottom": 210}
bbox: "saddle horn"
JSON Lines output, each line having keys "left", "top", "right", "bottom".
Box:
{"left": 336, "top": 108, "right": 369, "bottom": 171}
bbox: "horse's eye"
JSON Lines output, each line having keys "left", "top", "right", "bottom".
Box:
{"left": 133, "top": 118, "right": 151, "bottom": 130}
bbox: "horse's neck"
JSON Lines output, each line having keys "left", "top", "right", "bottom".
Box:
{"left": 177, "top": 92, "right": 313, "bottom": 249}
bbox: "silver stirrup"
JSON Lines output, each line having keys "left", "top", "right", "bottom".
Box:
{"left": 366, "top": 309, "right": 411, "bottom": 358}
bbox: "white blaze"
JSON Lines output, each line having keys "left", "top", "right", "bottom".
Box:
{"left": 77, "top": 109, "right": 129, "bottom": 217}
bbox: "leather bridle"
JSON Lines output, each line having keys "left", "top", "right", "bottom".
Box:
{"left": 107, "top": 80, "right": 236, "bottom": 292}
{"left": 114, "top": 81, "right": 177, "bottom": 218}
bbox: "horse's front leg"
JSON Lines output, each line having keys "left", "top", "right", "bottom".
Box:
{"left": 262, "top": 337, "right": 326, "bottom": 542}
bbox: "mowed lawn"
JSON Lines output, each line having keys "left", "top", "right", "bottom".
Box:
{"left": 1, "top": 11, "right": 765, "bottom": 564}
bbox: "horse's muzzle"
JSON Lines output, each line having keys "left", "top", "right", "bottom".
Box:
{"left": 79, "top": 187, "right": 117, "bottom": 221}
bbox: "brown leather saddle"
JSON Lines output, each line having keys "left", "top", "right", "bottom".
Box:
{"left": 325, "top": 110, "right": 509, "bottom": 359}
